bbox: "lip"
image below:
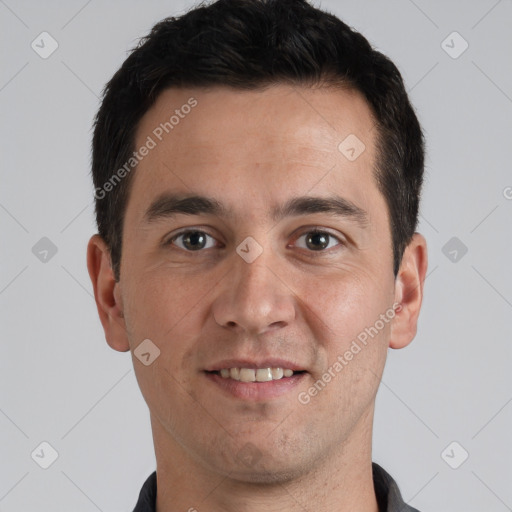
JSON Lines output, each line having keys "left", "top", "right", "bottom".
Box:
{"left": 204, "top": 358, "right": 306, "bottom": 372}
{"left": 204, "top": 370, "right": 307, "bottom": 401}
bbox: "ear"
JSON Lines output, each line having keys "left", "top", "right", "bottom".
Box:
{"left": 389, "top": 232, "right": 428, "bottom": 349}
{"left": 86, "top": 234, "right": 130, "bottom": 352}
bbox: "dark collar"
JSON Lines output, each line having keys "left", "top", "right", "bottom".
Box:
{"left": 132, "top": 462, "right": 420, "bottom": 511}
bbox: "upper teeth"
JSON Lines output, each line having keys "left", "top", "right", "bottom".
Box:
{"left": 219, "top": 367, "right": 295, "bottom": 382}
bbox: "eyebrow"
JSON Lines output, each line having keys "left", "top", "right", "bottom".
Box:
{"left": 143, "top": 193, "right": 369, "bottom": 228}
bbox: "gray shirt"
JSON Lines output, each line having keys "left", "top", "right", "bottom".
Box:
{"left": 132, "top": 462, "right": 420, "bottom": 511}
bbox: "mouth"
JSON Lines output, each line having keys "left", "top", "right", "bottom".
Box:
{"left": 204, "top": 367, "right": 308, "bottom": 401}
{"left": 207, "top": 367, "right": 307, "bottom": 382}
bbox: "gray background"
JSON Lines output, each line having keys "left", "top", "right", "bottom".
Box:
{"left": 1, "top": 0, "right": 511, "bottom": 510}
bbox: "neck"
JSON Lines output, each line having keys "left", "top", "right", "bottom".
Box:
{"left": 152, "top": 406, "right": 379, "bottom": 512}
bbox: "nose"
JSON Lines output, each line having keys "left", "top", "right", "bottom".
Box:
{"left": 211, "top": 243, "right": 296, "bottom": 336}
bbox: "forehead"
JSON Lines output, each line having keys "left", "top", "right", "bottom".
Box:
{"left": 129, "top": 84, "right": 381, "bottom": 223}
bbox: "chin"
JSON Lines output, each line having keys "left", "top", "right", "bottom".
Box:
{"left": 205, "top": 443, "right": 310, "bottom": 485}
{"left": 220, "top": 463, "right": 305, "bottom": 485}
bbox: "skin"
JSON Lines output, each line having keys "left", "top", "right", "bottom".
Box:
{"left": 87, "top": 84, "right": 427, "bottom": 512}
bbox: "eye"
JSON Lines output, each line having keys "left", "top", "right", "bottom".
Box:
{"left": 293, "top": 229, "right": 344, "bottom": 252}
{"left": 167, "top": 230, "right": 218, "bottom": 251}
{"left": 165, "top": 228, "right": 344, "bottom": 254}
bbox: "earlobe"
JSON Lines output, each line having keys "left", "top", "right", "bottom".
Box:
{"left": 389, "top": 233, "right": 428, "bottom": 349}
{"left": 86, "top": 234, "right": 130, "bottom": 352}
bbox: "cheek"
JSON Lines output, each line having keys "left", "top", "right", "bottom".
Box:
{"left": 295, "top": 265, "right": 388, "bottom": 336}
{"left": 295, "top": 265, "right": 393, "bottom": 399}
{"left": 123, "top": 271, "right": 205, "bottom": 418}
{"left": 122, "top": 267, "right": 215, "bottom": 393}
{"left": 123, "top": 267, "right": 214, "bottom": 335}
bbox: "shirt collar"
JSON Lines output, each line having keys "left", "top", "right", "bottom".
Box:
{"left": 132, "top": 462, "right": 420, "bottom": 512}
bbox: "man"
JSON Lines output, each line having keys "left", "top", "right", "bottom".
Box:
{"left": 86, "top": 0, "right": 428, "bottom": 510}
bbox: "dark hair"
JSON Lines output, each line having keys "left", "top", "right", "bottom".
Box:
{"left": 91, "top": 0, "right": 424, "bottom": 281}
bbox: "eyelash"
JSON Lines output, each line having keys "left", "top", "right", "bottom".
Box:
{"left": 165, "top": 228, "right": 345, "bottom": 255}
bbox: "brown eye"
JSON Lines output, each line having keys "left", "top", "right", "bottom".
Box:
{"left": 294, "top": 230, "right": 343, "bottom": 252}
{"left": 169, "top": 230, "right": 217, "bottom": 251}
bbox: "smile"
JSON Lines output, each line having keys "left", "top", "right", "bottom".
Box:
{"left": 214, "top": 367, "right": 301, "bottom": 382}
{"left": 204, "top": 369, "right": 307, "bottom": 401}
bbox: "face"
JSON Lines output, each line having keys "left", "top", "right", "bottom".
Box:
{"left": 89, "top": 84, "right": 427, "bottom": 483}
